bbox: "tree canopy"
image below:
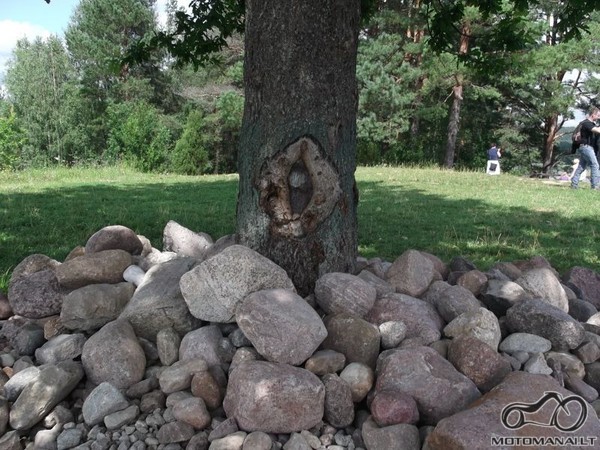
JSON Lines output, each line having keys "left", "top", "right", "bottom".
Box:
{"left": 3, "top": 0, "right": 595, "bottom": 175}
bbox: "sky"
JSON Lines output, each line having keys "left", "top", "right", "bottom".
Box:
{"left": 0, "top": 0, "right": 186, "bottom": 84}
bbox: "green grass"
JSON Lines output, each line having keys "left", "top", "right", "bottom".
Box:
{"left": 1, "top": 165, "right": 599, "bottom": 291}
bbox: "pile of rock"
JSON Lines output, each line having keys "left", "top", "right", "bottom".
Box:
{"left": 1, "top": 220, "right": 600, "bottom": 450}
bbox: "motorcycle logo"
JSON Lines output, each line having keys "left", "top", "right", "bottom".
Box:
{"left": 501, "top": 391, "right": 588, "bottom": 432}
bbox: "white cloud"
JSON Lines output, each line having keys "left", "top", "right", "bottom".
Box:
{"left": 0, "top": 20, "right": 53, "bottom": 84}
{"left": 0, "top": 2, "right": 190, "bottom": 86}
{"left": 0, "top": 20, "right": 52, "bottom": 53}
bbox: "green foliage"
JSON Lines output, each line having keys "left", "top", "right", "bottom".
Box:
{"left": 10, "top": 0, "right": 600, "bottom": 175}
{"left": 65, "top": 0, "right": 166, "bottom": 155}
{"left": 4, "top": 36, "right": 80, "bottom": 166}
{"left": 357, "top": 33, "right": 415, "bottom": 150}
{"left": 171, "top": 91, "right": 243, "bottom": 175}
{"left": 0, "top": 106, "right": 25, "bottom": 170}
{"left": 126, "top": 0, "right": 245, "bottom": 69}
{"left": 106, "top": 101, "right": 172, "bottom": 172}
{"left": 426, "top": 0, "right": 599, "bottom": 59}
{"left": 171, "top": 110, "right": 213, "bottom": 175}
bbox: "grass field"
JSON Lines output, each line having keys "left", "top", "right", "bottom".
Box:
{"left": 1, "top": 165, "right": 599, "bottom": 291}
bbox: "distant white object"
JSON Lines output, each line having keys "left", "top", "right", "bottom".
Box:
{"left": 486, "top": 160, "right": 500, "bottom": 175}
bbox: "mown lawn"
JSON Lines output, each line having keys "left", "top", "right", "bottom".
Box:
{"left": 1, "top": 165, "right": 598, "bottom": 290}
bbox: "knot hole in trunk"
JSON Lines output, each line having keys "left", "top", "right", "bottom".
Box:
{"left": 258, "top": 136, "right": 342, "bottom": 238}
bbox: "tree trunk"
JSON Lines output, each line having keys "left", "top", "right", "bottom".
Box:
{"left": 444, "top": 83, "right": 463, "bottom": 168}
{"left": 237, "top": 0, "right": 361, "bottom": 295}
{"left": 405, "top": 0, "right": 425, "bottom": 139}
{"left": 542, "top": 114, "right": 559, "bottom": 173}
{"left": 443, "top": 22, "right": 470, "bottom": 168}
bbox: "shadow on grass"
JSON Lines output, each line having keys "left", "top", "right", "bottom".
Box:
{"left": 2, "top": 177, "right": 599, "bottom": 289}
{"left": 357, "top": 180, "right": 600, "bottom": 275}
{"left": 0, "top": 178, "right": 238, "bottom": 284}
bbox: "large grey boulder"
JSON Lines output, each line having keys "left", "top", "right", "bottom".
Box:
{"left": 321, "top": 313, "right": 380, "bottom": 369}
{"left": 506, "top": 298, "right": 586, "bottom": 350}
{"left": 82, "top": 382, "right": 129, "bottom": 426}
{"left": 180, "top": 245, "right": 295, "bottom": 323}
{"left": 119, "top": 258, "right": 201, "bottom": 341}
{"left": 366, "top": 293, "right": 444, "bottom": 345}
{"left": 424, "top": 372, "right": 600, "bottom": 450}
{"left": 85, "top": 225, "right": 143, "bottom": 255}
{"left": 8, "top": 269, "right": 64, "bottom": 319}
{"left": 223, "top": 361, "right": 325, "bottom": 433}
{"left": 385, "top": 250, "right": 438, "bottom": 297}
{"left": 430, "top": 285, "right": 481, "bottom": 323}
{"left": 376, "top": 346, "right": 480, "bottom": 425}
{"left": 9, "top": 254, "right": 60, "bottom": 283}
{"left": 81, "top": 320, "right": 146, "bottom": 389}
{"left": 563, "top": 266, "right": 600, "bottom": 309}
{"left": 8, "top": 254, "right": 64, "bottom": 319}
{"left": 443, "top": 307, "right": 502, "bottom": 351}
{"left": 61, "top": 282, "right": 135, "bottom": 331}
{"left": 314, "top": 273, "right": 376, "bottom": 318}
{"left": 56, "top": 250, "right": 132, "bottom": 289}
{"left": 237, "top": 289, "right": 327, "bottom": 365}
{"left": 515, "top": 268, "right": 569, "bottom": 312}
{"left": 179, "top": 325, "right": 224, "bottom": 367}
{"left": 163, "top": 220, "right": 214, "bottom": 259}
{"left": 9, "top": 361, "right": 84, "bottom": 431}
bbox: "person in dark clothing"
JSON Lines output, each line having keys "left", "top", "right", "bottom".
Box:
{"left": 571, "top": 108, "right": 600, "bottom": 190}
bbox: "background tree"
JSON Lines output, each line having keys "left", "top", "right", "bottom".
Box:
{"left": 65, "top": 0, "right": 165, "bottom": 155}
{"left": 356, "top": 0, "right": 427, "bottom": 164}
{"left": 19, "top": 0, "right": 596, "bottom": 175}
{"left": 4, "top": 36, "right": 76, "bottom": 166}
{"left": 0, "top": 104, "right": 25, "bottom": 170}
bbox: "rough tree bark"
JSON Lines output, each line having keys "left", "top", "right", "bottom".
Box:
{"left": 542, "top": 114, "right": 560, "bottom": 173}
{"left": 236, "top": 0, "right": 361, "bottom": 295}
{"left": 444, "top": 21, "right": 470, "bottom": 169}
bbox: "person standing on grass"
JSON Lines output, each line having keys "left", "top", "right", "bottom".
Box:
{"left": 571, "top": 107, "right": 600, "bottom": 190}
{"left": 486, "top": 143, "right": 501, "bottom": 175}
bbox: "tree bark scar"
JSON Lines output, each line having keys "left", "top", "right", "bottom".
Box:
{"left": 258, "top": 136, "right": 342, "bottom": 238}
